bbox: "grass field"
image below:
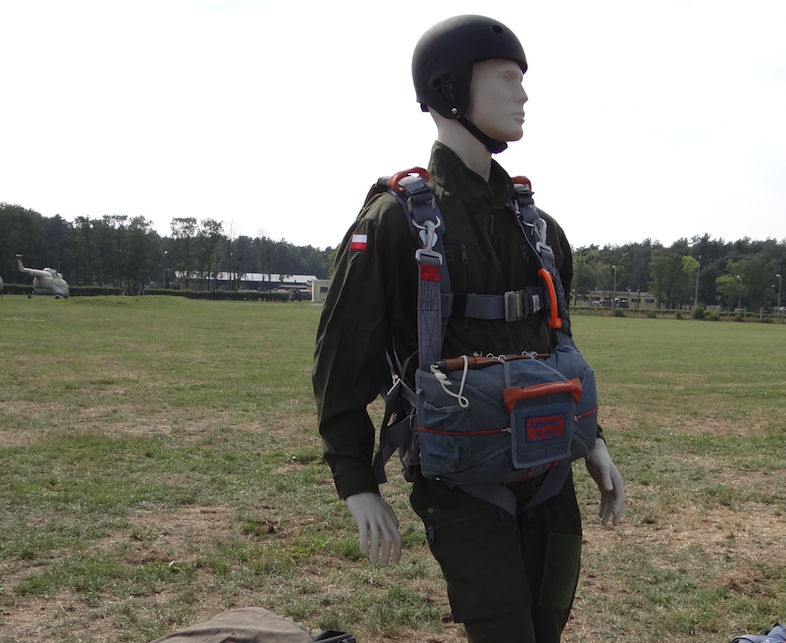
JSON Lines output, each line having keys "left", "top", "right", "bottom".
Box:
{"left": 1, "top": 296, "right": 784, "bottom": 643}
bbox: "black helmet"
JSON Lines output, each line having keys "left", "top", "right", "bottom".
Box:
{"left": 412, "top": 15, "right": 527, "bottom": 120}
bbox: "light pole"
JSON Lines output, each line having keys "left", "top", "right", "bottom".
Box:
{"left": 163, "top": 250, "right": 167, "bottom": 289}
{"left": 777, "top": 273, "right": 782, "bottom": 323}
{"left": 612, "top": 265, "right": 617, "bottom": 313}
{"left": 736, "top": 275, "right": 742, "bottom": 312}
{"left": 694, "top": 254, "right": 701, "bottom": 308}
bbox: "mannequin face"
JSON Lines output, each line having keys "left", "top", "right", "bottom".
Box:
{"left": 464, "top": 58, "right": 528, "bottom": 143}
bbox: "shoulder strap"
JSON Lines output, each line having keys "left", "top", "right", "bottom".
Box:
{"left": 386, "top": 168, "right": 449, "bottom": 371}
{"left": 507, "top": 177, "right": 576, "bottom": 350}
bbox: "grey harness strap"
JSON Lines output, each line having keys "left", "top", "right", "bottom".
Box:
{"left": 508, "top": 179, "right": 575, "bottom": 349}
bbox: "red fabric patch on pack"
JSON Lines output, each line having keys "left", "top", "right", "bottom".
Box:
{"left": 350, "top": 233, "right": 367, "bottom": 251}
{"left": 526, "top": 414, "right": 565, "bottom": 442}
{"left": 419, "top": 264, "right": 441, "bottom": 282}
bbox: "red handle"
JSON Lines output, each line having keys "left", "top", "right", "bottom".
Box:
{"left": 503, "top": 378, "right": 582, "bottom": 413}
{"left": 388, "top": 167, "right": 430, "bottom": 192}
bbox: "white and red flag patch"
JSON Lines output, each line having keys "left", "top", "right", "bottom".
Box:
{"left": 350, "top": 233, "right": 368, "bottom": 251}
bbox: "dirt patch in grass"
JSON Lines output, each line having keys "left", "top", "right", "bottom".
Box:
{"left": 669, "top": 411, "right": 775, "bottom": 438}
{"left": 2, "top": 505, "right": 247, "bottom": 642}
{"left": 1, "top": 588, "right": 82, "bottom": 639}
{"left": 578, "top": 497, "right": 785, "bottom": 587}
{"left": 98, "top": 505, "right": 238, "bottom": 559}
{"left": 601, "top": 405, "right": 778, "bottom": 439}
{"left": 0, "top": 400, "right": 66, "bottom": 447}
{"left": 711, "top": 466, "right": 784, "bottom": 491}
{"left": 705, "top": 566, "right": 773, "bottom": 596}
{"left": 640, "top": 504, "right": 785, "bottom": 562}
{"left": 597, "top": 405, "right": 637, "bottom": 434}
{"left": 0, "top": 406, "right": 301, "bottom": 448}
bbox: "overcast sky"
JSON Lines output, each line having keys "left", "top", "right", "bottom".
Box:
{"left": 2, "top": 0, "right": 785, "bottom": 251}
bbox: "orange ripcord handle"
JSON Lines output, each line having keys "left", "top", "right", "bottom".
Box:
{"left": 511, "top": 175, "right": 532, "bottom": 190}
{"left": 388, "top": 167, "right": 430, "bottom": 192}
{"left": 538, "top": 268, "right": 563, "bottom": 329}
{"left": 502, "top": 378, "right": 582, "bottom": 413}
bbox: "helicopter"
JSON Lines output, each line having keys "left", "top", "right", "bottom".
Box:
{"left": 16, "top": 254, "right": 70, "bottom": 298}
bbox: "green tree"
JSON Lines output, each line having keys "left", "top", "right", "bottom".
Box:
{"left": 254, "top": 234, "right": 276, "bottom": 289}
{"left": 170, "top": 217, "right": 198, "bottom": 288}
{"left": 195, "top": 218, "right": 224, "bottom": 291}
{"left": 572, "top": 247, "right": 600, "bottom": 307}
{"left": 0, "top": 203, "right": 47, "bottom": 282}
{"left": 93, "top": 215, "right": 127, "bottom": 287}
{"left": 68, "top": 216, "right": 97, "bottom": 286}
{"left": 125, "top": 216, "right": 159, "bottom": 294}
{"left": 682, "top": 255, "right": 699, "bottom": 307}
{"left": 648, "top": 248, "right": 688, "bottom": 309}
{"left": 717, "top": 256, "right": 780, "bottom": 316}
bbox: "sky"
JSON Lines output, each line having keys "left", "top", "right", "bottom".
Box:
{"left": 2, "top": 0, "right": 786, "bottom": 251}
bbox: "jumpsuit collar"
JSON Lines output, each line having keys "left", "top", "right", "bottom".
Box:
{"left": 427, "top": 141, "right": 515, "bottom": 210}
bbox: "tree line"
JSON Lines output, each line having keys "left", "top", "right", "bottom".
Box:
{"left": 2, "top": 203, "right": 784, "bottom": 311}
{"left": 573, "top": 235, "right": 785, "bottom": 314}
{"left": 0, "top": 204, "right": 333, "bottom": 293}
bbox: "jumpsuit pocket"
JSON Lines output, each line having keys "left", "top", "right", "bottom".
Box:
{"left": 410, "top": 479, "right": 529, "bottom": 624}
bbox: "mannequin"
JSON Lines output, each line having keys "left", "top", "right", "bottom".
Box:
{"left": 314, "top": 14, "right": 625, "bottom": 642}
{"left": 343, "top": 54, "right": 624, "bottom": 570}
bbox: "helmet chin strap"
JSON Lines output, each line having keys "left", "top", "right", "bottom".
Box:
{"left": 457, "top": 116, "right": 508, "bottom": 154}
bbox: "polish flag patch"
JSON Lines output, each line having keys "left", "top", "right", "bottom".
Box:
{"left": 350, "top": 233, "right": 368, "bottom": 251}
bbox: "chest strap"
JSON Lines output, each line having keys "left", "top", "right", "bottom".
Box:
{"left": 443, "top": 286, "right": 543, "bottom": 322}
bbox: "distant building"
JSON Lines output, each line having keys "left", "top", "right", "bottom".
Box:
{"left": 174, "top": 271, "right": 318, "bottom": 296}
{"left": 572, "top": 290, "right": 657, "bottom": 311}
{"left": 312, "top": 279, "right": 330, "bottom": 304}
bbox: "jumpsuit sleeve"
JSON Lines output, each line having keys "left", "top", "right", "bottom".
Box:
{"left": 312, "top": 195, "right": 415, "bottom": 499}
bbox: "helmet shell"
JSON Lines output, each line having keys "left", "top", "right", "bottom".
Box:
{"left": 412, "top": 15, "right": 527, "bottom": 119}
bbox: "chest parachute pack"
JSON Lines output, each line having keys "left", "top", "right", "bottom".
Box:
{"left": 368, "top": 168, "right": 599, "bottom": 516}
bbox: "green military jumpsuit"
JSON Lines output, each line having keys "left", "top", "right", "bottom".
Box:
{"left": 313, "top": 142, "right": 588, "bottom": 642}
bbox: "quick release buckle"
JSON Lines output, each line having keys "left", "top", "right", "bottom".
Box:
{"left": 414, "top": 219, "right": 442, "bottom": 266}
{"left": 504, "top": 288, "right": 542, "bottom": 322}
{"left": 504, "top": 290, "right": 525, "bottom": 322}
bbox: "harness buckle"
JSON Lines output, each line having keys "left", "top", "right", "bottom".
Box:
{"left": 504, "top": 290, "right": 526, "bottom": 322}
{"left": 413, "top": 219, "right": 442, "bottom": 267}
{"left": 415, "top": 248, "right": 443, "bottom": 266}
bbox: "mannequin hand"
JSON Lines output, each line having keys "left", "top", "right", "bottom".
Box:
{"left": 585, "top": 439, "right": 626, "bottom": 526}
{"left": 345, "top": 492, "right": 403, "bottom": 567}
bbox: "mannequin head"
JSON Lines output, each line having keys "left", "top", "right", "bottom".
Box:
{"left": 464, "top": 58, "right": 528, "bottom": 144}
{"left": 412, "top": 15, "right": 527, "bottom": 154}
{"left": 428, "top": 57, "right": 528, "bottom": 179}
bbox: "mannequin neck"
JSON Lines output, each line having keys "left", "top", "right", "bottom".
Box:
{"left": 432, "top": 112, "right": 493, "bottom": 181}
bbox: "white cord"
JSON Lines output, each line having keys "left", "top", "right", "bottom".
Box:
{"left": 431, "top": 356, "right": 470, "bottom": 408}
